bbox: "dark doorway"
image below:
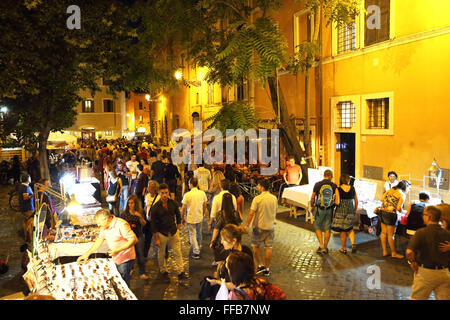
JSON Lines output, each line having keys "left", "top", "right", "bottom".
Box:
{"left": 339, "top": 133, "right": 355, "bottom": 178}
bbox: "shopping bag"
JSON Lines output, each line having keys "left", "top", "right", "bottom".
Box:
{"left": 215, "top": 278, "right": 229, "bottom": 300}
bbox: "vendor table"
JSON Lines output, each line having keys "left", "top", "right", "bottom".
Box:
{"left": 281, "top": 184, "right": 314, "bottom": 223}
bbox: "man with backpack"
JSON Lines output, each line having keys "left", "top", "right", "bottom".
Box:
{"left": 310, "top": 170, "right": 340, "bottom": 254}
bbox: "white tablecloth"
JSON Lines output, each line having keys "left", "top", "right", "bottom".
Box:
{"left": 281, "top": 184, "right": 314, "bottom": 209}
{"left": 48, "top": 241, "right": 109, "bottom": 261}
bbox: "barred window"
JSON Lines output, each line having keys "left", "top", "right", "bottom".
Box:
{"left": 139, "top": 101, "right": 143, "bottom": 110}
{"left": 337, "top": 101, "right": 356, "bottom": 129}
{"left": 337, "top": 23, "right": 356, "bottom": 54}
{"left": 103, "top": 99, "right": 114, "bottom": 112}
{"left": 368, "top": 98, "right": 389, "bottom": 129}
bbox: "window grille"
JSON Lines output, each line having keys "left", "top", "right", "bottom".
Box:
{"left": 337, "top": 23, "right": 356, "bottom": 54}
{"left": 368, "top": 98, "right": 389, "bottom": 129}
{"left": 337, "top": 101, "right": 356, "bottom": 129}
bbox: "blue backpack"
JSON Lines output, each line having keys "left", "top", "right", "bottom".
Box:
{"left": 318, "top": 183, "right": 335, "bottom": 209}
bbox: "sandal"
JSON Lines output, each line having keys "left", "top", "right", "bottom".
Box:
{"left": 339, "top": 248, "right": 347, "bottom": 254}
{"left": 392, "top": 253, "right": 404, "bottom": 259}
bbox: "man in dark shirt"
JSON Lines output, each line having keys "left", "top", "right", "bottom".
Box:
{"left": 406, "top": 205, "right": 450, "bottom": 300}
{"left": 18, "top": 173, "right": 34, "bottom": 243}
{"left": 135, "top": 164, "right": 149, "bottom": 208}
{"left": 310, "top": 170, "right": 339, "bottom": 255}
{"left": 151, "top": 157, "right": 165, "bottom": 184}
{"left": 150, "top": 183, "right": 186, "bottom": 279}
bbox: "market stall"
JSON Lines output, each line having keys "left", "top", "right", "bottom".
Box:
{"left": 23, "top": 241, "right": 136, "bottom": 300}
{"left": 281, "top": 166, "right": 332, "bottom": 222}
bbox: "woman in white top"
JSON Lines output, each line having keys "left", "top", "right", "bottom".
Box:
{"left": 143, "top": 180, "right": 160, "bottom": 258}
{"left": 384, "top": 171, "right": 399, "bottom": 193}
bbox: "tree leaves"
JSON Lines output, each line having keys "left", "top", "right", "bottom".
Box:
{"left": 206, "top": 101, "right": 260, "bottom": 134}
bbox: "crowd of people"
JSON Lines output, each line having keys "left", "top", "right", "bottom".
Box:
{"left": 12, "top": 136, "right": 449, "bottom": 300}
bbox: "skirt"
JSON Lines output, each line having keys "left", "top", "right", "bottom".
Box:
{"left": 331, "top": 199, "right": 355, "bottom": 232}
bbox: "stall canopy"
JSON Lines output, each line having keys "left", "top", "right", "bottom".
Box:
{"left": 47, "top": 132, "right": 78, "bottom": 149}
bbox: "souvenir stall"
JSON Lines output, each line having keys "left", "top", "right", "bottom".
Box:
{"left": 281, "top": 166, "right": 332, "bottom": 222}
{"left": 34, "top": 167, "right": 108, "bottom": 262}
{"left": 23, "top": 241, "right": 137, "bottom": 300}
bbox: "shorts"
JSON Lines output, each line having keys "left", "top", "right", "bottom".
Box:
{"left": 251, "top": 227, "right": 274, "bottom": 249}
{"left": 380, "top": 210, "right": 398, "bottom": 226}
{"left": 313, "top": 207, "right": 333, "bottom": 231}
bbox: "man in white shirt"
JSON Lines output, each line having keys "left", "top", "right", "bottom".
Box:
{"left": 193, "top": 164, "right": 211, "bottom": 192}
{"left": 209, "top": 179, "right": 237, "bottom": 231}
{"left": 244, "top": 178, "right": 278, "bottom": 277}
{"left": 181, "top": 177, "right": 207, "bottom": 259}
{"left": 126, "top": 154, "right": 139, "bottom": 192}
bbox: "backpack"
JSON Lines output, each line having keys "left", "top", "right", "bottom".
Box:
{"left": 234, "top": 277, "right": 286, "bottom": 300}
{"left": 318, "top": 183, "right": 335, "bottom": 209}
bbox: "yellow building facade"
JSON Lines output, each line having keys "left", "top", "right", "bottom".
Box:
{"left": 262, "top": 0, "right": 450, "bottom": 201}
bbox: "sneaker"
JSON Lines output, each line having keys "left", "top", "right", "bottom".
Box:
{"left": 321, "top": 248, "right": 329, "bottom": 254}
{"left": 139, "top": 274, "right": 150, "bottom": 280}
{"left": 263, "top": 269, "right": 271, "bottom": 276}
{"left": 178, "top": 272, "right": 187, "bottom": 280}
{"left": 256, "top": 266, "right": 266, "bottom": 275}
{"left": 192, "top": 253, "right": 200, "bottom": 259}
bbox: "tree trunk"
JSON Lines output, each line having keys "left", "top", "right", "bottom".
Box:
{"left": 267, "top": 76, "right": 306, "bottom": 175}
{"left": 303, "top": 70, "right": 314, "bottom": 169}
{"left": 39, "top": 129, "right": 51, "bottom": 181}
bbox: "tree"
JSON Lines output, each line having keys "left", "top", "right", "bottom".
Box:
{"left": 0, "top": 0, "right": 177, "bottom": 180}
{"left": 291, "top": 0, "right": 361, "bottom": 169}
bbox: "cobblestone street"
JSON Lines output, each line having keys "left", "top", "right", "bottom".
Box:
{"left": 0, "top": 185, "right": 418, "bottom": 300}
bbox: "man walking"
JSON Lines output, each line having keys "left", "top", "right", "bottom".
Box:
{"left": 406, "top": 205, "right": 450, "bottom": 300}
{"left": 244, "top": 178, "right": 278, "bottom": 276}
{"left": 310, "top": 169, "right": 339, "bottom": 254}
{"left": 181, "top": 177, "right": 208, "bottom": 259}
{"left": 77, "top": 209, "right": 138, "bottom": 285}
{"left": 150, "top": 183, "right": 186, "bottom": 280}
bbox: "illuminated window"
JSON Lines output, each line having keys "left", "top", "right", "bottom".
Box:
{"left": 105, "top": 131, "right": 112, "bottom": 136}
{"left": 337, "top": 101, "right": 356, "bottom": 129}
{"left": 82, "top": 100, "right": 94, "bottom": 113}
{"left": 139, "top": 115, "right": 143, "bottom": 123}
{"left": 337, "top": 23, "right": 356, "bottom": 54}
{"left": 367, "top": 98, "right": 389, "bottom": 129}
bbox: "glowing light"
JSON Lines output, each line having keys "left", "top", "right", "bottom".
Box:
{"left": 175, "top": 71, "right": 183, "bottom": 80}
{"left": 145, "top": 94, "right": 151, "bottom": 101}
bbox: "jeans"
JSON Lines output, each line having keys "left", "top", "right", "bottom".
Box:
{"left": 135, "top": 235, "right": 146, "bottom": 275}
{"left": 187, "top": 222, "right": 203, "bottom": 255}
{"left": 157, "top": 231, "right": 183, "bottom": 274}
{"left": 143, "top": 223, "right": 153, "bottom": 258}
{"left": 116, "top": 259, "right": 135, "bottom": 286}
{"left": 108, "top": 201, "right": 119, "bottom": 217}
{"left": 120, "top": 185, "right": 129, "bottom": 214}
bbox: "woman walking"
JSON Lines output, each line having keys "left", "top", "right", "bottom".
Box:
{"left": 106, "top": 170, "right": 122, "bottom": 217}
{"left": 331, "top": 174, "right": 358, "bottom": 253}
{"left": 121, "top": 195, "right": 149, "bottom": 279}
